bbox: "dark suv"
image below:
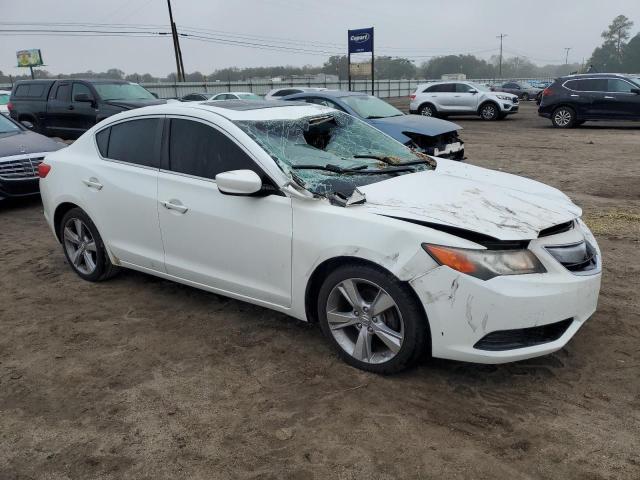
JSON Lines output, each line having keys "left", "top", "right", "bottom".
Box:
{"left": 538, "top": 73, "right": 640, "bottom": 128}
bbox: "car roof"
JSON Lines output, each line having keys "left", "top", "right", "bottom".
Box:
{"left": 213, "top": 91, "right": 257, "bottom": 96}
{"left": 559, "top": 73, "right": 631, "bottom": 80}
{"left": 107, "top": 99, "right": 336, "bottom": 122}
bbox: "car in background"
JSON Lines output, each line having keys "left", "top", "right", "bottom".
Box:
{"left": 181, "top": 91, "right": 262, "bottom": 101}
{"left": 0, "top": 90, "right": 11, "bottom": 116}
{"left": 0, "top": 114, "right": 65, "bottom": 201}
{"left": 410, "top": 81, "right": 519, "bottom": 121}
{"left": 283, "top": 90, "right": 464, "bottom": 159}
{"left": 8, "top": 79, "right": 165, "bottom": 139}
{"left": 492, "top": 81, "right": 542, "bottom": 101}
{"left": 39, "top": 100, "right": 601, "bottom": 374}
{"left": 264, "top": 87, "right": 327, "bottom": 100}
{"left": 538, "top": 73, "right": 640, "bottom": 128}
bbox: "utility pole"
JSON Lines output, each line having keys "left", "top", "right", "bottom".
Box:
{"left": 497, "top": 33, "right": 507, "bottom": 78}
{"left": 166, "top": 0, "right": 185, "bottom": 82}
{"left": 564, "top": 47, "right": 572, "bottom": 65}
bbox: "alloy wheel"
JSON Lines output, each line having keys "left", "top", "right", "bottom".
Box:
{"left": 481, "top": 104, "right": 496, "bottom": 120}
{"left": 63, "top": 218, "right": 98, "bottom": 275}
{"left": 420, "top": 105, "right": 433, "bottom": 117}
{"left": 325, "top": 278, "right": 405, "bottom": 364}
{"left": 553, "top": 109, "right": 572, "bottom": 127}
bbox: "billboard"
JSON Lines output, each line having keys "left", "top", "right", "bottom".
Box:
{"left": 17, "top": 49, "right": 44, "bottom": 67}
{"left": 348, "top": 28, "right": 373, "bottom": 54}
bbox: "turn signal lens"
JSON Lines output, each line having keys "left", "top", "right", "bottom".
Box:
{"left": 38, "top": 162, "right": 51, "bottom": 178}
{"left": 422, "top": 244, "right": 546, "bottom": 280}
{"left": 7, "top": 101, "right": 14, "bottom": 111}
{"left": 423, "top": 245, "right": 477, "bottom": 273}
{"left": 542, "top": 87, "right": 553, "bottom": 97}
{"left": 409, "top": 94, "right": 416, "bottom": 100}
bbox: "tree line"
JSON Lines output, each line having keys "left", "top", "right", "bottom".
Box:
{"left": 1, "top": 15, "right": 637, "bottom": 85}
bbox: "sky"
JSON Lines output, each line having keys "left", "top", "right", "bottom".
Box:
{"left": 1, "top": 0, "right": 639, "bottom": 77}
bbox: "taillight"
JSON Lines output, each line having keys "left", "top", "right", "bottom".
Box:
{"left": 7, "top": 101, "right": 13, "bottom": 112}
{"left": 410, "top": 94, "right": 416, "bottom": 100}
{"left": 542, "top": 87, "right": 553, "bottom": 97}
{"left": 38, "top": 162, "right": 51, "bottom": 178}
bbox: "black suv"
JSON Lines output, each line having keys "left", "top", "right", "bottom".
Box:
{"left": 538, "top": 73, "right": 640, "bottom": 128}
{"left": 8, "top": 79, "right": 165, "bottom": 139}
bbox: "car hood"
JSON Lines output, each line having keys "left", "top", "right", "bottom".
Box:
{"left": 357, "top": 159, "right": 581, "bottom": 241}
{"left": 368, "top": 115, "right": 461, "bottom": 143}
{"left": 0, "top": 130, "right": 66, "bottom": 157}
{"left": 103, "top": 98, "right": 167, "bottom": 109}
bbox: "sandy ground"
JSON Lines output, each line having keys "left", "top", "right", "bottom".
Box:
{"left": 1, "top": 102, "right": 639, "bottom": 480}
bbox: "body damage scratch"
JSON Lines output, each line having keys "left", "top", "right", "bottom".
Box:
{"left": 449, "top": 276, "right": 460, "bottom": 306}
{"left": 465, "top": 295, "right": 477, "bottom": 332}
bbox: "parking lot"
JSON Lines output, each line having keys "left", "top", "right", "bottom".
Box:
{"left": 1, "top": 101, "right": 639, "bottom": 479}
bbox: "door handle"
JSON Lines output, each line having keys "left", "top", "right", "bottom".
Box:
{"left": 604, "top": 96, "right": 615, "bottom": 99}
{"left": 570, "top": 94, "right": 579, "bottom": 97}
{"left": 82, "top": 177, "right": 103, "bottom": 190}
{"left": 161, "top": 200, "right": 189, "bottom": 214}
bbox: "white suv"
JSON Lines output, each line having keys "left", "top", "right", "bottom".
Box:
{"left": 410, "top": 81, "right": 519, "bottom": 120}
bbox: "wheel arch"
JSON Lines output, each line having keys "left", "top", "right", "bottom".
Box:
{"left": 304, "top": 256, "right": 428, "bottom": 328}
{"left": 418, "top": 101, "right": 437, "bottom": 113}
{"left": 478, "top": 100, "right": 500, "bottom": 114}
{"left": 53, "top": 202, "right": 81, "bottom": 242}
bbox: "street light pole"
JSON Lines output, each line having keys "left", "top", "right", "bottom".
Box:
{"left": 564, "top": 47, "right": 572, "bottom": 65}
{"left": 497, "top": 33, "right": 507, "bottom": 78}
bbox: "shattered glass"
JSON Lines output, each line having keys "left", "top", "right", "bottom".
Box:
{"left": 236, "top": 111, "right": 434, "bottom": 197}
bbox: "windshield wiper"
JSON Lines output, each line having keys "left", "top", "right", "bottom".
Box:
{"left": 291, "top": 163, "right": 415, "bottom": 174}
{"left": 353, "top": 154, "right": 435, "bottom": 167}
{"left": 365, "top": 114, "right": 402, "bottom": 119}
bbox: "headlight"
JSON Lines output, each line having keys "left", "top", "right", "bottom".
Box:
{"left": 496, "top": 95, "right": 512, "bottom": 101}
{"left": 422, "top": 244, "right": 546, "bottom": 280}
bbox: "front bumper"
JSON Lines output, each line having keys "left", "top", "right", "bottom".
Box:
{"left": 409, "top": 223, "right": 601, "bottom": 363}
{"left": 0, "top": 178, "right": 40, "bottom": 199}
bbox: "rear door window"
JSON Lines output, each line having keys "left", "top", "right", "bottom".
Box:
{"left": 54, "top": 84, "right": 72, "bottom": 102}
{"left": 102, "top": 118, "right": 162, "bottom": 167}
{"left": 168, "top": 118, "right": 263, "bottom": 180}
{"left": 14, "top": 83, "right": 46, "bottom": 97}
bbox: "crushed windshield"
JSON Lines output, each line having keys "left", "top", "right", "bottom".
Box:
{"left": 235, "top": 111, "right": 434, "bottom": 197}
{"left": 93, "top": 83, "right": 155, "bottom": 101}
{"left": 341, "top": 95, "right": 404, "bottom": 119}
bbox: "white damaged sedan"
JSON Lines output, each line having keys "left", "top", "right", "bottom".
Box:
{"left": 39, "top": 100, "right": 601, "bottom": 373}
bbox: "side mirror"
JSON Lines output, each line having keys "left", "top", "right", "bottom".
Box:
{"left": 216, "top": 169, "right": 263, "bottom": 195}
{"left": 631, "top": 88, "right": 640, "bottom": 95}
{"left": 74, "top": 93, "right": 94, "bottom": 103}
{"left": 468, "top": 89, "right": 478, "bottom": 94}
{"left": 21, "top": 120, "right": 35, "bottom": 130}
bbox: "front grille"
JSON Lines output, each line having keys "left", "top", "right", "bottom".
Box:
{"left": 539, "top": 220, "right": 574, "bottom": 237}
{"left": 0, "top": 156, "right": 44, "bottom": 179}
{"left": 474, "top": 318, "right": 573, "bottom": 351}
{"left": 545, "top": 240, "right": 598, "bottom": 274}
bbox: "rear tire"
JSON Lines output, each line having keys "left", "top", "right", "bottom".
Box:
{"left": 521, "top": 92, "right": 530, "bottom": 101}
{"left": 317, "top": 263, "right": 429, "bottom": 374}
{"left": 551, "top": 106, "right": 576, "bottom": 128}
{"left": 419, "top": 103, "right": 436, "bottom": 117}
{"left": 479, "top": 102, "right": 500, "bottom": 121}
{"left": 59, "top": 208, "right": 119, "bottom": 282}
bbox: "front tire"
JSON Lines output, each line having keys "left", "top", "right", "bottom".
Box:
{"left": 317, "top": 263, "right": 429, "bottom": 374}
{"left": 479, "top": 102, "right": 500, "bottom": 121}
{"left": 60, "top": 208, "right": 119, "bottom": 282}
{"left": 551, "top": 106, "right": 576, "bottom": 128}
{"left": 521, "top": 92, "right": 530, "bottom": 101}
